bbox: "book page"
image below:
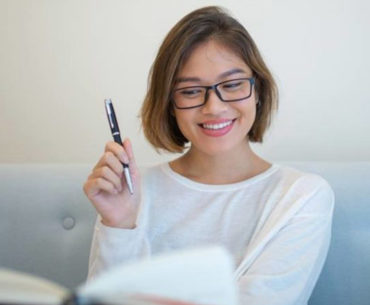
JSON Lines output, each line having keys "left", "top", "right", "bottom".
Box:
{"left": 0, "top": 268, "right": 69, "bottom": 305}
{"left": 78, "top": 246, "right": 238, "bottom": 305}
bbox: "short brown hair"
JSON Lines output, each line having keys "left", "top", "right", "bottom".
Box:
{"left": 140, "top": 6, "right": 278, "bottom": 153}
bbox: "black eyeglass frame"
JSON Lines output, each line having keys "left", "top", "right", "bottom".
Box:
{"left": 172, "top": 77, "right": 255, "bottom": 110}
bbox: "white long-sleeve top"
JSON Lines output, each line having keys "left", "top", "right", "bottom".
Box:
{"left": 88, "top": 163, "right": 334, "bottom": 305}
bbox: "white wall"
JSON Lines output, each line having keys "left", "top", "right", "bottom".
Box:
{"left": 1, "top": 0, "right": 369, "bottom": 165}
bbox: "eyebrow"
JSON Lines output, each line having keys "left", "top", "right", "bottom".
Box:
{"left": 175, "top": 68, "right": 247, "bottom": 84}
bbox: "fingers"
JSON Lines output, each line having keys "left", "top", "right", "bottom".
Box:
{"left": 85, "top": 139, "right": 136, "bottom": 197}
{"left": 94, "top": 150, "right": 123, "bottom": 177}
{"left": 83, "top": 176, "right": 118, "bottom": 198}
{"left": 89, "top": 165, "right": 123, "bottom": 192}
{"left": 93, "top": 141, "right": 126, "bottom": 174}
{"left": 105, "top": 141, "right": 129, "bottom": 164}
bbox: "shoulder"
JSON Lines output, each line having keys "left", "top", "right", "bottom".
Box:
{"left": 139, "top": 162, "right": 165, "bottom": 176}
{"left": 139, "top": 162, "right": 169, "bottom": 188}
{"left": 276, "top": 165, "right": 333, "bottom": 191}
{"left": 273, "top": 165, "right": 335, "bottom": 215}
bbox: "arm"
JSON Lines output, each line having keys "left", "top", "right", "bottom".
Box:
{"left": 237, "top": 180, "right": 334, "bottom": 305}
{"left": 84, "top": 139, "right": 152, "bottom": 280}
{"left": 87, "top": 216, "right": 151, "bottom": 281}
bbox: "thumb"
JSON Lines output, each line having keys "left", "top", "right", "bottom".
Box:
{"left": 122, "top": 138, "right": 138, "bottom": 175}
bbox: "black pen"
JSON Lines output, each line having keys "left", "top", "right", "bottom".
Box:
{"left": 104, "top": 98, "right": 134, "bottom": 195}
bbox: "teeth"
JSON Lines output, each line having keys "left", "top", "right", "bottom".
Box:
{"left": 202, "top": 120, "right": 233, "bottom": 130}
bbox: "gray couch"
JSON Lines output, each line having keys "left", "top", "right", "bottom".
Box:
{"left": 0, "top": 162, "right": 369, "bottom": 305}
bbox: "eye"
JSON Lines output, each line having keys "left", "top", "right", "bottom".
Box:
{"left": 178, "top": 88, "right": 203, "bottom": 98}
{"left": 222, "top": 81, "right": 243, "bottom": 90}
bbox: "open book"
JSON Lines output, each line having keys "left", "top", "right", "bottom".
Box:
{"left": 0, "top": 246, "right": 238, "bottom": 305}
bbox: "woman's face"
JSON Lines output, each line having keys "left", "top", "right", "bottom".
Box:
{"left": 173, "top": 39, "right": 257, "bottom": 156}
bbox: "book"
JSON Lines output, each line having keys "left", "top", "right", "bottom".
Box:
{"left": 0, "top": 246, "right": 238, "bottom": 305}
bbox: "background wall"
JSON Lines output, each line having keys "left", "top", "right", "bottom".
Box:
{"left": 1, "top": 0, "right": 369, "bottom": 165}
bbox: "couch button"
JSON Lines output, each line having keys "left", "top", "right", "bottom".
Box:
{"left": 63, "top": 217, "right": 75, "bottom": 230}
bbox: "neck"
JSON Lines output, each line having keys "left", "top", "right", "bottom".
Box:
{"left": 170, "top": 141, "right": 271, "bottom": 184}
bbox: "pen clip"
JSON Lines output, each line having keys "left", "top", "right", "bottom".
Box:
{"left": 104, "top": 99, "right": 115, "bottom": 130}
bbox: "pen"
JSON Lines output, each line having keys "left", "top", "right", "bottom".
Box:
{"left": 104, "top": 98, "right": 134, "bottom": 195}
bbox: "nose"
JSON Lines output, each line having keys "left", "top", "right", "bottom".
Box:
{"left": 201, "top": 88, "right": 228, "bottom": 114}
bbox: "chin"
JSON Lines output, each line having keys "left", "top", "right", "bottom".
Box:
{"left": 194, "top": 139, "right": 244, "bottom": 157}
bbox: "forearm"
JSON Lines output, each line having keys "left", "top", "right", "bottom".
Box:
{"left": 87, "top": 217, "right": 151, "bottom": 281}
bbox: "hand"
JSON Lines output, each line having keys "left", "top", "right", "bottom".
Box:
{"left": 83, "top": 138, "right": 141, "bottom": 229}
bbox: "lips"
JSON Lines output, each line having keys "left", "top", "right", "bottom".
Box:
{"left": 198, "top": 119, "right": 236, "bottom": 137}
{"left": 202, "top": 120, "right": 233, "bottom": 130}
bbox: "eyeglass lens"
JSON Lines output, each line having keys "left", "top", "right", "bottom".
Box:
{"left": 173, "top": 78, "right": 253, "bottom": 109}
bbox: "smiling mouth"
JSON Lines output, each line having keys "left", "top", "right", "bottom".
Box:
{"left": 199, "top": 119, "right": 236, "bottom": 130}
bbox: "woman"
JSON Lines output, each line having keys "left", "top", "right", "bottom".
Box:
{"left": 83, "top": 6, "right": 334, "bottom": 305}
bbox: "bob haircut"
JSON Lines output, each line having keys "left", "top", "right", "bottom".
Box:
{"left": 141, "top": 6, "right": 278, "bottom": 153}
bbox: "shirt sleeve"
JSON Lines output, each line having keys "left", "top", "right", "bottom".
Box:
{"left": 237, "top": 179, "right": 335, "bottom": 305}
{"left": 87, "top": 175, "right": 152, "bottom": 282}
{"left": 87, "top": 218, "right": 151, "bottom": 281}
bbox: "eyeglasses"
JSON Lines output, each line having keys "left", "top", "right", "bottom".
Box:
{"left": 172, "top": 77, "right": 255, "bottom": 109}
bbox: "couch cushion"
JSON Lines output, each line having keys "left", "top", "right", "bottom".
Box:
{"left": 0, "top": 164, "right": 96, "bottom": 289}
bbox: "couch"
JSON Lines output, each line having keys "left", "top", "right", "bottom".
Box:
{"left": 0, "top": 162, "right": 369, "bottom": 305}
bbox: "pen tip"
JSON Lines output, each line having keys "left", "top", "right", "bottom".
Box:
{"left": 104, "top": 98, "right": 112, "bottom": 105}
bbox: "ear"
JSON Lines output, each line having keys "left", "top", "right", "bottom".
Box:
{"left": 169, "top": 102, "right": 176, "bottom": 117}
{"left": 252, "top": 76, "right": 260, "bottom": 105}
{"left": 254, "top": 94, "right": 260, "bottom": 106}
